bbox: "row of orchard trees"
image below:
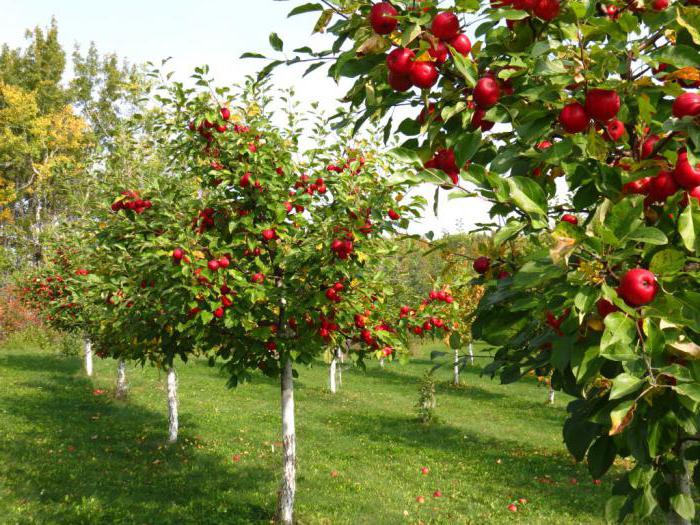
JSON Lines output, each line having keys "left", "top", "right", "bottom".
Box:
{"left": 257, "top": 0, "right": 700, "bottom": 523}
{"left": 19, "top": 72, "right": 470, "bottom": 523}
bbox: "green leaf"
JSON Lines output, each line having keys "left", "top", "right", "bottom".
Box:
{"left": 240, "top": 52, "right": 266, "bottom": 59}
{"left": 587, "top": 435, "right": 616, "bottom": 478}
{"left": 507, "top": 176, "right": 548, "bottom": 218}
{"left": 674, "top": 382, "right": 700, "bottom": 403}
{"left": 650, "top": 248, "right": 686, "bottom": 275}
{"left": 313, "top": 9, "right": 334, "bottom": 33}
{"left": 679, "top": 199, "right": 700, "bottom": 253}
{"left": 609, "top": 373, "right": 644, "bottom": 400}
{"left": 563, "top": 416, "right": 599, "bottom": 461}
{"left": 453, "top": 132, "right": 482, "bottom": 167}
{"left": 269, "top": 33, "right": 284, "bottom": 52}
{"left": 677, "top": 6, "right": 700, "bottom": 46}
{"left": 493, "top": 219, "right": 525, "bottom": 246}
{"left": 451, "top": 50, "right": 476, "bottom": 87}
{"left": 633, "top": 485, "right": 657, "bottom": 518}
{"left": 287, "top": 3, "right": 323, "bottom": 17}
{"left": 388, "top": 147, "right": 422, "bottom": 165}
{"left": 628, "top": 226, "right": 667, "bottom": 246}
{"left": 671, "top": 493, "right": 695, "bottom": 521}
{"left": 600, "top": 313, "right": 638, "bottom": 362}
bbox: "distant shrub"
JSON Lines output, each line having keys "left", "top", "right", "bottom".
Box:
{"left": 0, "top": 285, "right": 42, "bottom": 342}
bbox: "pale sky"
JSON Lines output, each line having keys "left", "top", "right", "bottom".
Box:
{"left": 1, "top": 0, "right": 492, "bottom": 236}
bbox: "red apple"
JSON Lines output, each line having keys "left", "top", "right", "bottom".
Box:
{"left": 585, "top": 89, "right": 620, "bottom": 121}
{"left": 387, "top": 47, "right": 415, "bottom": 75}
{"left": 688, "top": 186, "right": 700, "bottom": 204}
{"left": 416, "top": 495, "right": 425, "bottom": 504}
{"left": 619, "top": 268, "right": 658, "bottom": 306}
{"left": 369, "top": 2, "right": 398, "bottom": 35}
{"left": 449, "top": 33, "right": 471, "bottom": 56}
{"left": 561, "top": 213, "right": 578, "bottom": 225}
{"left": 240, "top": 172, "right": 251, "bottom": 188}
{"left": 652, "top": 0, "right": 668, "bottom": 9}
{"left": 596, "top": 298, "right": 619, "bottom": 319}
{"left": 507, "top": 503, "right": 518, "bottom": 512}
{"left": 623, "top": 177, "right": 652, "bottom": 195}
{"left": 214, "top": 307, "right": 225, "bottom": 319}
{"left": 388, "top": 71, "right": 412, "bottom": 92}
{"left": 428, "top": 41, "right": 449, "bottom": 64}
{"left": 262, "top": 228, "right": 277, "bottom": 241}
{"left": 471, "top": 108, "right": 495, "bottom": 131}
{"left": 674, "top": 150, "right": 700, "bottom": 189}
{"left": 641, "top": 134, "right": 660, "bottom": 159}
{"left": 421, "top": 467, "right": 429, "bottom": 475}
{"left": 606, "top": 119, "right": 625, "bottom": 141}
{"left": 559, "top": 102, "right": 590, "bottom": 133}
{"left": 172, "top": 248, "right": 185, "bottom": 263}
{"left": 473, "top": 256, "right": 491, "bottom": 274}
{"left": 410, "top": 62, "right": 439, "bottom": 89}
{"left": 433, "top": 490, "right": 442, "bottom": 498}
{"left": 672, "top": 92, "right": 700, "bottom": 118}
{"left": 474, "top": 77, "right": 501, "bottom": 108}
{"left": 647, "top": 170, "right": 679, "bottom": 203}
{"left": 533, "top": 0, "right": 560, "bottom": 20}
{"left": 220, "top": 107, "right": 230, "bottom": 120}
{"left": 388, "top": 209, "right": 401, "bottom": 220}
{"left": 218, "top": 256, "right": 230, "bottom": 269}
{"left": 208, "top": 260, "right": 220, "bottom": 271}
{"left": 251, "top": 273, "right": 265, "bottom": 284}
{"left": 431, "top": 12, "right": 460, "bottom": 40}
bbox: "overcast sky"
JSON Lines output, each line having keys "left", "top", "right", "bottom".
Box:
{"left": 1, "top": 0, "right": 493, "bottom": 236}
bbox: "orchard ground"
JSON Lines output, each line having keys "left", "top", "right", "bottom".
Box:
{"left": 0, "top": 337, "right": 613, "bottom": 524}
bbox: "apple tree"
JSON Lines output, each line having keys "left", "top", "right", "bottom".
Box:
{"left": 263, "top": 0, "right": 700, "bottom": 522}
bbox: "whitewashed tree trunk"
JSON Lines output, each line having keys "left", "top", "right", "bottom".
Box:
{"left": 667, "top": 441, "right": 691, "bottom": 525}
{"left": 84, "top": 339, "right": 93, "bottom": 377}
{"left": 468, "top": 342, "right": 474, "bottom": 365}
{"left": 547, "top": 384, "right": 555, "bottom": 404}
{"left": 277, "top": 358, "right": 296, "bottom": 525}
{"left": 379, "top": 358, "right": 385, "bottom": 368}
{"left": 453, "top": 348, "right": 460, "bottom": 385}
{"left": 166, "top": 366, "right": 179, "bottom": 445}
{"left": 337, "top": 347, "right": 343, "bottom": 387}
{"left": 329, "top": 350, "right": 338, "bottom": 394}
{"left": 115, "top": 359, "right": 127, "bottom": 400}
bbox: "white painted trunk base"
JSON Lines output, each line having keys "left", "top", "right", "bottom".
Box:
{"left": 468, "top": 342, "right": 474, "bottom": 365}
{"left": 166, "top": 367, "right": 179, "bottom": 445}
{"left": 277, "top": 358, "right": 296, "bottom": 525}
{"left": 329, "top": 355, "right": 337, "bottom": 394}
{"left": 84, "top": 339, "right": 93, "bottom": 377}
{"left": 453, "top": 348, "right": 460, "bottom": 385}
{"left": 116, "top": 360, "right": 127, "bottom": 400}
{"left": 547, "top": 385, "right": 555, "bottom": 404}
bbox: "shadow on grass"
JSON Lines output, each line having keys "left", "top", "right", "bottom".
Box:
{"left": 330, "top": 410, "right": 604, "bottom": 519}
{"left": 0, "top": 352, "right": 274, "bottom": 525}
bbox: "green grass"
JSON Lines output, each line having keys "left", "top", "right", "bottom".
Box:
{"left": 0, "top": 339, "right": 612, "bottom": 524}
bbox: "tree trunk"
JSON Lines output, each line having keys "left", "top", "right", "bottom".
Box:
{"left": 453, "top": 348, "right": 460, "bottom": 385}
{"left": 667, "top": 441, "right": 691, "bottom": 525}
{"left": 379, "top": 358, "right": 385, "bottom": 368}
{"left": 84, "top": 339, "right": 93, "bottom": 377}
{"left": 468, "top": 342, "right": 474, "bottom": 365}
{"left": 329, "top": 349, "right": 338, "bottom": 394}
{"left": 115, "top": 359, "right": 127, "bottom": 400}
{"left": 547, "top": 384, "right": 555, "bottom": 404}
{"left": 277, "top": 357, "right": 296, "bottom": 525}
{"left": 337, "top": 347, "right": 343, "bottom": 387}
{"left": 166, "top": 366, "right": 179, "bottom": 445}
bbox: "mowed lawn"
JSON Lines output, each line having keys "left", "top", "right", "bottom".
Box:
{"left": 0, "top": 339, "right": 612, "bottom": 524}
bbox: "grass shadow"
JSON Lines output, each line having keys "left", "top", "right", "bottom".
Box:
{"left": 0, "top": 352, "right": 274, "bottom": 524}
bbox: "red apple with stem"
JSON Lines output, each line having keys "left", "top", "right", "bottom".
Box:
{"left": 473, "top": 77, "right": 501, "bottom": 108}
{"left": 410, "top": 62, "right": 439, "bottom": 89}
{"left": 559, "top": 102, "right": 590, "bottom": 133}
{"left": 619, "top": 269, "right": 658, "bottom": 306}
{"left": 606, "top": 119, "right": 625, "bottom": 141}
{"left": 473, "top": 256, "right": 490, "bottom": 274}
{"left": 369, "top": 2, "right": 398, "bottom": 35}
{"left": 388, "top": 71, "right": 413, "bottom": 92}
{"left": 449, "top": 34, "right": 471, "bottom": 56}
{"left": 585, "top": 89, "right": 621, "bottom": 121}
{"left": 387, "top": 48, "right": 415, "bottom": 75}
{"left": 674, "top": 150, "right": 700, "bottom": 189}
{"left": 672, "top": 92, "right": 700, "bottom": 118}
{"left": 431, "top": 11, "right": 460, "bottom": 40}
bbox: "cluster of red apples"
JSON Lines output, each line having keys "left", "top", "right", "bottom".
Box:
{"left": 110, "top": 191, "right": 152, "bottom": 214}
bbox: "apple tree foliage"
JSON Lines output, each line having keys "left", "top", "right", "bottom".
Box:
{"left": 261, "top": 0, "right": 700, "bottom": 521}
